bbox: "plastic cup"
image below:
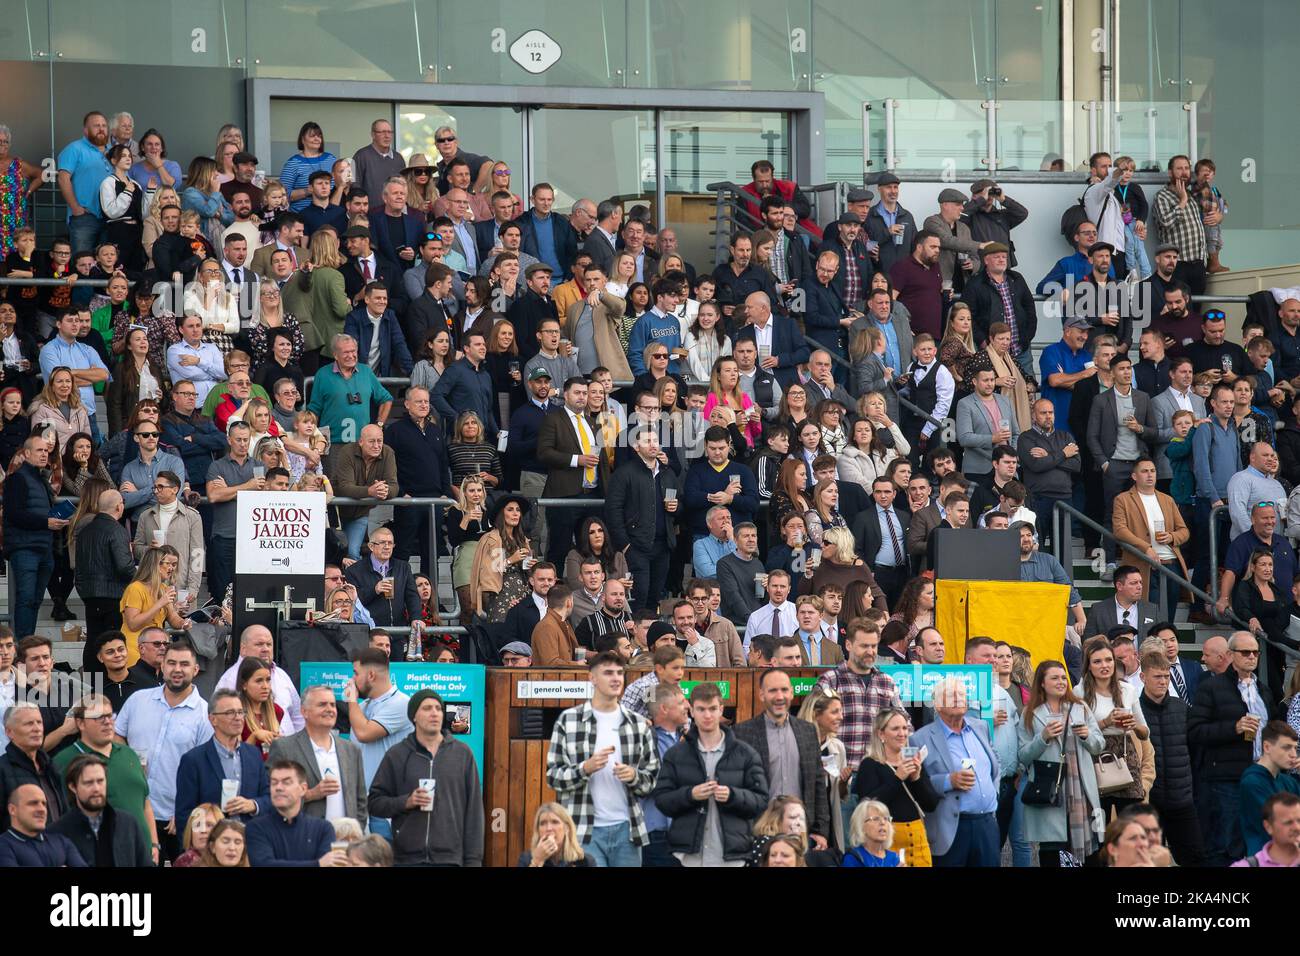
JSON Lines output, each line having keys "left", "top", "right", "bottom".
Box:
{"left": 152, "top": 530, "right": 166, "bottom": 546}
{"left": 664, "top": 488, "right": 677, "bottom": 502}
{"left": 221, "top": 778, "right": 239, "bottom": 809}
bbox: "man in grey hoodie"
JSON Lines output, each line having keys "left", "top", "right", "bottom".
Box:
{"left": 367, "top": 689, "right": 484, "bottom": 866}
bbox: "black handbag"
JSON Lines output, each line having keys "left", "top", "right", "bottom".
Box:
{"left": 1021, "top": 706, "right": 1068, "bottom": 807}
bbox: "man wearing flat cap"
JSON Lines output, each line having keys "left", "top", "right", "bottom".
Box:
{"left": 923, "top": 187, "right": 985, "bottom": 296}
{"left": 962, "top": 241, "right": 1038, "bottom": 382}
{"left": 815, "top": 210, "right": 873, "bottom": 313}
{"left": 1070, "top": 240, "right": 1134, "bottom": 351}
{"left": 864, "top": 173, "right": 918, "bottom": 275}
{"left": 963, "top": 179, "right": 1029, "bottom": 267}
{"left": 341, "top": 223, "right": 401, "bottom": 305}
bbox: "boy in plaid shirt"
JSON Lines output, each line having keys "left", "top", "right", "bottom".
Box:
{"left": 547, "top": 651, "right": 660, "bottom": 866}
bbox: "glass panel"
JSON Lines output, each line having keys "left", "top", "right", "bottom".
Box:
{"left": 0, "top": 0, "right": 50, "bottom": 61}
{"left": 396, "top": 104, "right": 524, "bottom": 189}
{"left": 429, "top": 0, "right": 626, "bottom": 88}
{"left": 532, "top": 108, "right": 654, "bottom": 218}
{"left": 661, "top": 110, "right": 789, "bottom": 270}
{"left": 992, "top": 0, "right": 1062, "bottom": 171}
{"left": 628, "top": 0, "right": 812, "bottom": 91}
{"left": 1114, "top": 0, "right": 1184, "bottom": 168}
{"left": 1110, "top": 100, "right": 1187, "bottom": 172}
{"left": 269, "top": 99, "right": 396, "bottom": 184}
{"left": 812, "top": 0, "right": 996, "bottom": 176}
{"left": 50, "top": 0, "right": 244, "bottom": 67}
{"left": 248, "top": 0, "right": 424, "bottom": 82}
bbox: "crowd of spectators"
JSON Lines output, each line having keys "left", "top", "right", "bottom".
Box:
{"left": 0, "top": 110, "right": 1295, "bottom": 869}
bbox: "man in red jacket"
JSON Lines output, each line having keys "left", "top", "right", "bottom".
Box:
{"left": 739, "top": 160, "right": 821, "bottom": 240}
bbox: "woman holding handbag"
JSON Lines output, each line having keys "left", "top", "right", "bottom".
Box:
{"left": 1018, "top": 660, "right": 1105, "bottom": 867}
{"left": 854, "top": 709, "right": 940, "bottom": 866}
{"left": 1076, "top": 637, "right": 1149, "bottom": 820}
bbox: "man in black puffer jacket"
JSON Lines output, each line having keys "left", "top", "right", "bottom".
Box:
{"left": 1136, "top": 649, "right": 1204, "bottom": 866}
{"left": 1187, "top": 630, "right": 1280, "bottom": 867}
{"left": 652, "top": 682, "right": 768, "bottom": 866}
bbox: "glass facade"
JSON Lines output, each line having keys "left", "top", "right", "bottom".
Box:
{"left": 1, "top": 0, "right": 1297, "bottom": 266}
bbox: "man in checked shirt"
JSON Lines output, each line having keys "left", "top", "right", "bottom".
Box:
{"left": 813, "top": 619, "right": 906, "bottom": 834}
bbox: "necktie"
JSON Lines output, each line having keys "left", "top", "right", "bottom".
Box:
{"left": 885, "top": 510, "right": 904, "bottom": 566}
{"left": 288, "top": 247, "right": 298, "bottom": 270}
{"left": 807, "top": 634, "right": 819, "bottom": 666}
{"left": 361, "top": 258, "right": 372, "bottom": 281}
{"left": 231, "top": 268, "right": 241, "bottom": 285}
{"left": 771, "top": 607, "right": 782, "bottom": 639}
{"left": 1171, "top": 663, "right": 1186, "bottom": 698}
{"left": 575, "top": 413, "right": 596, "bottom": 486}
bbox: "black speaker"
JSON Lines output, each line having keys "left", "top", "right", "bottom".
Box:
{"left": 929, "top": 528, "right": 1020, "bottom": 582}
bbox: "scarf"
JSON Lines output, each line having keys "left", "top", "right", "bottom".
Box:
{"left": 985, "top": 346, "right": 1032, "bottom": 435}
{"left": 1061, "top": 704, "right": 1099, "bottom": 863}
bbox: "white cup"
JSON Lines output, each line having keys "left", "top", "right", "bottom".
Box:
{"left": 152, "top": 530, "right": 165, "bottom": 547}
{"left": 664, "top": 488, "right": 677, "bottom": 502}
{"left": 221, "top": 778, "right": 239, "bottom": 810}
{"left": 418, "top": 778, "right": 436, "bottom": 811}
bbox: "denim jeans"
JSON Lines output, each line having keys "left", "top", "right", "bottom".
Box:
{"left": 9, "top": 546, "right": 53, "bottom": 638}
{"left": 1204, "top": 780, "right": 1245, "bottom": 867}
{"left": 67, "top": 213, "right": 105, "bottom": 257}
{"left": 640, "top": 830, "right": 680, "bottom": 867}
{"left": 344, "top": 517, "right": 369, "bottom": 561}
{"left": 1124, "top": 221, "right": 1153, "bottom": 278}
{"left": 996, "top": 775, "right": 1033, "bottom": 868}
{"left": 582, "top": 821, "right": 642, "bottom": 867}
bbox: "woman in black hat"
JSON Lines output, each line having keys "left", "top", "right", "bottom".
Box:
{"left": 468, "top": 492, "right": 534, "bottom": 623}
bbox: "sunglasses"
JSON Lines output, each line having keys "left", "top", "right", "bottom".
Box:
{"left": 494, "top": 167, "right": 511, "bottom": 175}
{"left": 435, "top": 136, "right": 456, "bottom": 144}
{"left": 135, "top": 431, "right": 160, "bottom": 438}
{"left": 1204, "top": 310, "right": 1227, "bottom": 321}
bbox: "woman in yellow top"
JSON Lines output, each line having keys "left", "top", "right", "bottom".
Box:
{"left": 119, "top": 545, "right": 190, "bottom": 664}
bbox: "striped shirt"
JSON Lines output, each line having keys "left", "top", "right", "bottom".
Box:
{"left": 447, "top": 443, "right": 503, "bottom": 488}
{"left": 279, "top": 152, "right": 338, "bottom": 211}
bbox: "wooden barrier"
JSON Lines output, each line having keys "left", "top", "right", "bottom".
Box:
{"left": 481, "top": 666, "right": 826, "bottom": 868}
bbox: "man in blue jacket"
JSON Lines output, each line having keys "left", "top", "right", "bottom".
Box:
{"left": 732, "top": 291, "right": 810, "bottom": 390}
{"left": 430, "top": 331, "right": 498, "bottom": 441}
{"left": 628, "top": 278, "right": 686, "bottom": 376}
{"left": 683, "top": 427, "right": 758, "bottom": 539}
{"left": 160, "top": 379, "right": 227, "bottom": 485}
{"left": 2, "top": 437, "right": 65, "bottom": 640}
{"left": 797, "top": 251, "right": 852, "bottom": 374}
{"left": 246, "top": 760, "right": 345, "bottom": 867}
{"left": 0, "top": 784, "right": 86, "bottom": 867}
{"left": 345, "top": 283, "right": 413, "bottom": 378}
{"left": 504, "top": 368, "right": 553, "bottom": 551}
{"left": 174, "top": 689, "right": 272, "bottom": 832}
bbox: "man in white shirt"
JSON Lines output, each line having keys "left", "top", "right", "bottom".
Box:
{"left": 1151, "top": 356, "right": 1206, "bottom": 486}
{"left": 166, "top": 314, "right": 225, "bottom": 405}
{"left": 0, "top": 630, "right": 15, "bottom": 750}
{"left": 214, "top": 625, "right": 305, "bottom": 733}
{"left": 268, "top": 685, "right": 366, "bottom": 827}
{"left": 671, "top": 599, "right": 716, "bottom": 667}
{"left": 1081, "top": 152, "right": 1128, "bottom": 274}
{"left": 742, "top": 570, "right": 798, "bottom": 654}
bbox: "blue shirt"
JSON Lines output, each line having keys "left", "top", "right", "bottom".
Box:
{"left": 531, "top": 211, "right": 560, "bottom": 275}
{"left": 39, "top": 335, "right": 111, "bottom": 410}
{"left": 1019, "top": 551, "right": 1083, "bottom": 607}
{"left": 358, "top": 684, "right": 413, "bottom": 788}
{"left": 57, "top": 137, "right": 111, "bottom": 218}
{"left": 1037, "top": 251, "right": 1114, "bottom": 295}
{"left": 454, "top": 221, "right": 478, "bottom": 272}
{"left": 1191, "top": 416, "right": 1240, "bottom": 502}
{"left": 1225, "top": 530, "right": 1296, "bottom": 595}
{"left": 114, "top": 685, "right": 214, "bottom": 820}
{"left": 641, "top": 726, "right": 679, "bottom": 834}
{"left": 370, "top": 554, "right": 390, "bottom": 578}
{"left": 692, "top": 535, "right": 737, "bottom": 578}
{"left": 120, "top": 450, "right": 188, "bottom": 515}
{"left": 1039, "top": 339, "right": 1090, "bottom": 425}
{"left": 872, "top": 316, "right": 901, "bottom": 375}
{"left": 874, "top": 505, "right": 906, "bottom": 568}
{"left": 214, "top": 739, "right": 242, "bottom": 786}
{"left": 991, "top": 684, "right": 1020, "bottom": 779}
{"left": 940, "top": 719, "right": 998, "bottom": 814}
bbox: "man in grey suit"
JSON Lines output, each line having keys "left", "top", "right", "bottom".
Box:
{"left": 1087, "top": 354, "right": 1157, "bottom": 563}
{"left": 956, "top": 367, "right": 1019, "bottom": 481}
{"left": 732, "top": 669, "right": 831, "bottom": 849}
{"left": 1150, "top": 356, "right": 1206, "bottom": 492}
{"left": 911, "top": 676, "right": 1001, "bottom": 867}
{"left": 1082, "top": 564, "right": 1160, "bottom": 641}
{"left": 267, "top": 685, "right": 367, "bottom": 829}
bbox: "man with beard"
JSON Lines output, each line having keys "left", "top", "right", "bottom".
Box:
{"left": 113, "top": 637, "right": 213, "bottom": 861}
{"left": 51, "top": 755, "right": 151, "bottom": 867}
{"left": 56, "top": 110, "right": 111, "bottom": 254}
{"left": 888, "top": 230, "right": 944, "bottom": 340}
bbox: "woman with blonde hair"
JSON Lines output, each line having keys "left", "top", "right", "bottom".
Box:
{"left": 798, "top": 686, "right": 850, "bottom": 853}
{"left": 518, "top": 802, "right": 592, "bottom": 867}
{"left": 749, "top": 794, "right": 829, "bottom": 865}
{"left": 184, "top": 258, "right": 239, "bottom": 354}
{"left": 402, "top": 154, "right": 438, "bottom": 216}
{"left": 800, "top": 526, "right": 887, "bottom": 610}
{"left": 174, "top": 803, "right": 224, "bottom": 867}
{"left": 448, "top": 410, "right": 502, "bottom": 489}
{"left": 854, "top": 709, "right": 938, "bottom": 865}
{"left": 486, "top": 161, "right": 523, "bottom": 216}
{"left": 702, "top": 356, "right": 759, "bottom": 450}
{"left": 842, "top": 799, "right": 904, "bottom": 867}
{"left": 939, "top": 301, "right": 978, "bottom": 401}
{"left": 605, "top": 250, "right": 637, "bottom": 300}
{"left": 142, "top": 184, "right": 182, "bottom": 264}
{"left": 839, "top": 393, "right": 909, "bottom": 491}
{"left": 180, "top": 156, "right": 234, "bottom": 249}
{"left": 215, "top": 123, "right": 244, "bottom": 156}
{"left": 448, "top": 475, "right": 490, "bottom": 625}
{"left": 296, "top": 227, "right": 350, "bottom": 366}
{"left": 27, "top": 367, "right": 89, "bottom": 452}
{"left": 120, "top": 545, "right": 190, "bottom": 665}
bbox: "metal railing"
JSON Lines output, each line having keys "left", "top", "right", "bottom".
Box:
{"left": 705, "top": 180, "right": 833, "bottom": 268}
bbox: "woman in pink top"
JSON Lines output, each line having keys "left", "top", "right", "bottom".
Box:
{"left": 702, "top": 356, "right": 760, "bottom": 449}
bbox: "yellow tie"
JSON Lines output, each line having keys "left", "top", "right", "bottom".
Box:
{"left": 576, "top": 413, "right": 596, "bottom": 486}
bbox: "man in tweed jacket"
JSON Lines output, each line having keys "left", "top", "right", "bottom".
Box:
{"left": 546, "top": 652, "right": 660, "bottom": 866}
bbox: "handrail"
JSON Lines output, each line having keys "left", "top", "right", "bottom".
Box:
{"left": 0, "top": 276, "right": 122, "bottom": 288}
{"left": 1208, "top": 503, "right": 1229, "bottom": 609}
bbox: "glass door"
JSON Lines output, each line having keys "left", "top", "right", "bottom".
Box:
{"left": 530, "top": 107, "right": 656, "bottom": 219}
{"left": 1115, "top": 0, "right": 1187, "bottom": 169}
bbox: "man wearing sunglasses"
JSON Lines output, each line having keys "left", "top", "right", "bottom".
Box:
{"left": 1185, "top": 309, "right": 1248, "bottom": 382}
{"left": 119, "top": 421, "right": 187, "bottom": 519}
{"left": 432, "top": 126, "right": 492, "bottom": 197}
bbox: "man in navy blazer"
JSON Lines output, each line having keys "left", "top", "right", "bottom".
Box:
{"left": 515, "top": 184, "right": 578, "bottom": 279}
{"left": 371, "top": 177, "right": 427, "bottom": 272}
{"left": 1146, "top": 622, "right": 1202, "bottom": 702}
{"left": 474, "top": 190, "right": 520, "bottom": 264}
{"left": 911, "top": 676, "right": 1001, "bottom": 867}
{"left": 732, "top": 291, "right": 810, "bottom": 390}
{"left": 174, "top": 689, "right": 272, "bottom": 831}
{"left": 344, "top": 284, "right": 414, "bottom": 377}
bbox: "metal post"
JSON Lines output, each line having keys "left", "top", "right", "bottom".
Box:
{"left": 1082, "top": 101, "right": 1099, "bottom": 158}
{"left": 882, "top": 99, "right": 898, "bottom": 171}
{"left": 861, "top": 101, "right": 873, "bottom": 171}
{"left": 1145, "top": 107, "right": 1158, "bottom": 169}
{"left": 981, "top": 99, "right": 999, "bottom": 171}
{"left": 1184, "top": 101, "right": 1197, "bottom": 157}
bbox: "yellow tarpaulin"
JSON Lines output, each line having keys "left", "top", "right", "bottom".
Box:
{"left": 936, "top": 579, "right": 1072, "bottom": 672}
